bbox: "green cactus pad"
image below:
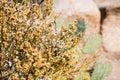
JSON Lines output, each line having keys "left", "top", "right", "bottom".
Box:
{"left": 91, "top": 62, "right": 112, "bottom": 80}
{"left": 75, "top": 18, "right": 86, "bottom": 36}
{"left": 83, "top": 34, "right": 102, "bottom": 54}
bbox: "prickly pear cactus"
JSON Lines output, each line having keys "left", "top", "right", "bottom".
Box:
{"left": 74, "top": 72, "right": 90, "bottom": 80}
{"left": 91, "top": 62, "right": 112, "bottom": 80}
{"left": 75, "top": 18, "right": 86, "bottom": 36}
{"left": 83, "top": 34, "right": 102, "bottom": 53}
{"left": 72, "top": 45, "right": 83, "bottom": 61}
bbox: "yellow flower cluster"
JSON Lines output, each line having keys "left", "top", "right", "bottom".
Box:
{"left": 41, "top": 0, "right": 53, "bottom": 18}
{"left": 0, "top": 0, "right": 87, "bottom": 80}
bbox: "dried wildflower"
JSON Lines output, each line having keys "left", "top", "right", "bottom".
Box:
{"left": 0, "top": 0, "right": 90, "bottom": 80}
{"left": 33, "top": 60, "right": 41, "bottom": 67}
{"left": 15, "top": 60, "right": 22, "bottom": 71}
{"left": 23, "top": 63, "right": 30, "bottom": 73}
{"left": 34, "top": 69, "right": 41, "bottom": 76}
{"left": 20, "top": 77, "right": 26, "bottom": 80}
{"left": 10, "top": 73, "right": 19, "bottom": 80}
{"left": 28, "top": 74, "right": 34, "bottom": 80}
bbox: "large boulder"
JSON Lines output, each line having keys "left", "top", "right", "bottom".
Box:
{"left": 53, "top": 0, "right": 100, "bottom": 40}
{"left": 102, "top": 8, "right": 120, "bottom": 53}
{"left": 94, "top": 0, "right": 120, "bottom": 8}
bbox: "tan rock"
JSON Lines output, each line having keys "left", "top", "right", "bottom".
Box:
{"left": 103, "top": 59, "right": 120, "bottom": 80}
{"left": 102, "top": 8, "right": 120, "bottom": 53}
{"left": 53, "top": 0, "right": 100, "bottom": 40}
{"left": 94, "top": 0, "right": 120, "bottom": 8}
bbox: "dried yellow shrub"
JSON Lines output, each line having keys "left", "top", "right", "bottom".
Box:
{"left": 0, "top": 0, "right": 83, "bottom": 79}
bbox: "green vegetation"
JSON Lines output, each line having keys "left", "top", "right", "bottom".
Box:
{"left": 83, "top": 34, "right": 102, "bottom": 54}
{"left": 0, "top": 0, "right": 111, "bottom": 80}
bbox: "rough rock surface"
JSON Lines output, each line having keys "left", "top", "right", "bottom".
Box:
{"left": 53, "top": 0, "right": 100, "bottom": 40}
{"left": 107, "top": 60, "right": 120, "bottom": 80}
{"left": 102, "top": 8, "right": 120, "bottom": 53}
{"left": 94, "top": 0, "right": 120, "bottom": 8}
{"left": 102, "top": 8, "right": 120, "bottom": 80}
{"left": 103, "top": 54, "right": 120, "bottom": 80}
